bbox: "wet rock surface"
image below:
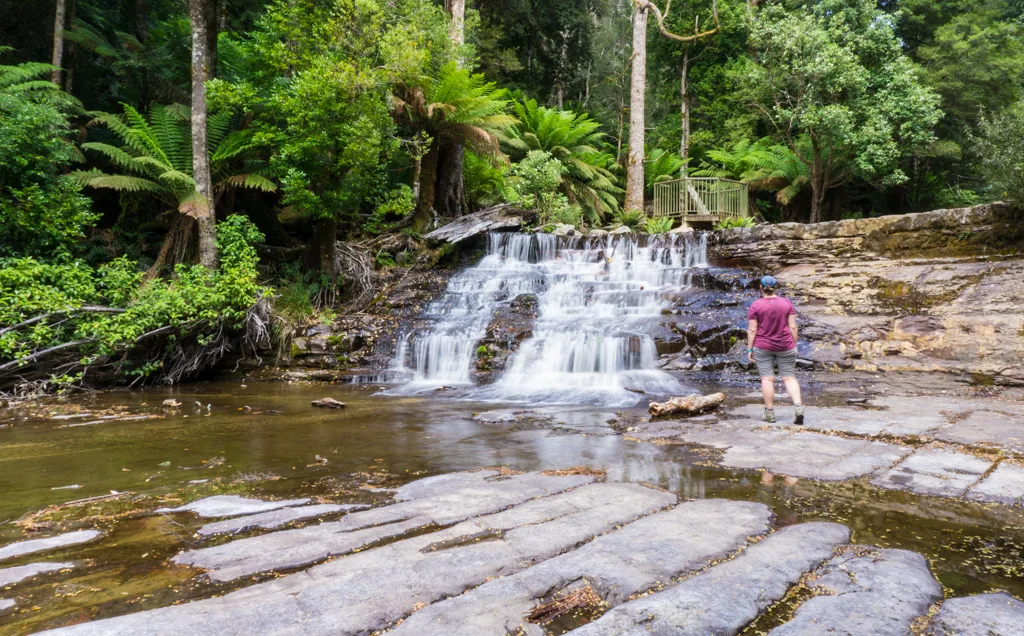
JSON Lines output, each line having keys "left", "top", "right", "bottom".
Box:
{"left": 21, "top": 469, "right": 1022, "bottom": 635}
{"left": 573, "top": 522, "right": 851, "bottom": 635}
{"left": 872, "top": 449, "right": 992, "bottom": 498}
{"left": 195, "top": 503, "right": 365, "bottom": 537}
{"left": 769, "top": 547, "right": 943, "bottom": 635}
{"left": 0, "top": 562, "right": 74, "bottom": 587}
{"left": 0, "top": 598, "right": 14, "bottom": 612}
{"left": 155, "top": 495, "right": 311, "bottom": 518}
{"left": 0, "top": 530, "right": 101, "bottom": 562}
{"left": 927, "top": 592, "right": 1024, "bottom": 636}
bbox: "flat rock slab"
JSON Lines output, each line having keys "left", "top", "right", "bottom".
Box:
{"left": 572, "top": 522, "right": 851, "bottom": 635}
{"left": 0, "top": 562, "right": 75, "bottom": 586}
{"left": 175, "top": 470, "right": 593, "bottom": 581}
{"left": 872, "top": 448, "right": 991, "bottom": 498}
{"left": 0, "top": 530, "right": 101, "bottom": 562}
{"left": 937, "top": 411, "right": 1024, "bottom": 453}
{"left": 156, "top": 495, "right": 311, "bottom": 518}
{"left": 0, "top": 599, "right": 14, "bottom": 612}
{"left": 927, "top": 592, "right": 1024, "bottom": 636}
{"left": 967, "top": 462, "right": 1024, "bottom": 506}
{"left": 389, "top": 499, "right": 773, "bottom": 636}
{"left": 44, "top": 482, "right": 673, "bottom": 636}
{"left": 769, "top": 547, "right": 943, "bottom": 635}
{"left": 196, "top": 504, "right": 366, "bottom": 537}
{"left": 424, "top": 204, "right": 532, "bottom": 244}
{"left": 667, "top": 420, "right": 910, "bottom": 481}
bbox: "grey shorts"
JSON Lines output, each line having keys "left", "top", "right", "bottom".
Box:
{"left": 753, "top": 347, "right": 798, "bottom": 378}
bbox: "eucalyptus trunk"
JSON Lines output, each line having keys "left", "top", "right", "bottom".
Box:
{"left": 51, "top": 0, "right": 67, "bottom": 85}
{"left": 190, "top": 0, "right": 217, "bottom": 268}
{"left": 680, "top": 47, "right": 690, "bottom": 176}
{"left": 809, "top": 149, "right": 825, "bottom": 224}
{"left": 625, "top": 3, "right": 649, "bottom": 213}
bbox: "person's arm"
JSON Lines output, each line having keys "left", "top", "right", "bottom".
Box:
{"left": 747, "top": 318, "right": 758, "bottom": 363}
{"left": 788, "top": 313, "right": 798, "bottom": 345}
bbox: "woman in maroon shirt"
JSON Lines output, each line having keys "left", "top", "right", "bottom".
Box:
{"left": 747, "top": 276, "right": 804, "bottom": 424}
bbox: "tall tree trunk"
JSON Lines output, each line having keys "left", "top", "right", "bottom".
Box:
{"left": 304, "top": 217, "right": 339, "bottom": 279}
{"left": 625, "top": 3, "right": 649, "bottom": 213}
{"left": 412, "top": 143, "right": 440, "bottom": 233}
{"left": 441, "top": 0, "right": 466, "bottom": 215}
{"left": 51, "top": 0, "right": 67, "bottom": 85}
{"left": 680, "top": 47, "right": 690, "bottom": 176}
{"left": 809, "top": 149, "right": 825, "bottom": 224}
{"left": 446, "top": 0, "right": 466, "bottom": 53}
{"left": 135, "top": 0, "right": 151, "bottom": 110}
{"left": 63, "top": 0, "right": 76, "bottom": 93}
{"left": 436, "top": 140, "right": 465, "bottom": 218}
{"left": 206, "top": 0, "right": 219, "bottom": 77}
{"left": 190, "top": 0, "right": 217, "bottom": 268}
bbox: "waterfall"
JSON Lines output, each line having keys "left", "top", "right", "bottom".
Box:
{"left": 387, "top": 231, "right": 709, "bottom": 406}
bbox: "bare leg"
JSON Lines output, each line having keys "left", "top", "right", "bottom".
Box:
{"left": 760, "top": 376, "right": 775, "bottom": 409}
{"left": 781, "top": 376, "right": 802, "bottom": 406}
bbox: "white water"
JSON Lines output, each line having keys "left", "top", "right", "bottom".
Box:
{"left": 388, "top": 231, "right": 708, "bottom": 406}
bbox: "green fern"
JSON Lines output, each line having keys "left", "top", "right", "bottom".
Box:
{"left": 645, "top": 149, "right": 687, "bottom": 195}
{"left": 614, "top": 209, "right": 647, "bottom": 231}
{"left": 505, "top": 99, "right": 622, "bottom": 225}
{"left": 73, "top": 103, "right": 276, "bottom": 217}
{"left": 645, "top": 216, "right": 675, "bottom": 234}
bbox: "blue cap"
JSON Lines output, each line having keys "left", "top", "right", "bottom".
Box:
{"left": 760, "top": 275, "right": 777, "bottom": 289}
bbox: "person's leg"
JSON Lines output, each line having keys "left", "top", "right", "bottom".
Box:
{"left": 752, "top": 348, "right": 777, "bottom": 422}
{"left": 777, "top": 348, "right": 804, "bottom": 424}
{"left": 761, "top": 376, "right": 776, "bottom": 409}
{"left": 781, "top": 376, "right": 802, "bottom": 406}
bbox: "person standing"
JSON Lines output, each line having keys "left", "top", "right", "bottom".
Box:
{"left": 747, "top": 275, "right": 804, "bottom": 424}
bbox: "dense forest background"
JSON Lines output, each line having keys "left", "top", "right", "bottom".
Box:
{"left": 2, "top": 0, "right": 1023, "bottom": 389}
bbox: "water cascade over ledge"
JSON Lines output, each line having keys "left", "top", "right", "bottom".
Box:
{"left": 386, "top": 231, "right": 709, "bottom": 406}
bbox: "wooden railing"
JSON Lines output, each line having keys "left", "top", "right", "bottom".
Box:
{"left": 652, "top": 177, "right": 748, "bottom": 220}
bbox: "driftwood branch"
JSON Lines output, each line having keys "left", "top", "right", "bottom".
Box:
{"left": 0, "top": 306, "right": 127, "bottom": 338}
{"left": 639, "top": 0, "right": 720, "bottom": 43}
{"left": 0, "top": 339, "right": 94, "bottom": 374}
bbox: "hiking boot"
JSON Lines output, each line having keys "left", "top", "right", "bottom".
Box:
{"left": 795, "top": 405, "right": 805, "bottom": 426}
{"left": 762, "top": 408, "right": 776, "bottom": 424}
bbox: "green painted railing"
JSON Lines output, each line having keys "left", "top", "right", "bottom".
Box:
{"left": 652, "top": 177, "right": 749, "bottom": 220}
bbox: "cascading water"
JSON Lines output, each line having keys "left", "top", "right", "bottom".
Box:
{"left": 387, "top": 231, "right": 709, "bottom": 406}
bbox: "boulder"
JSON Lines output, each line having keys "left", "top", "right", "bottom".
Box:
{"left": 311, "top": 398, "right": 346, "bottom": 409}
{"left": 649, "top": 393, "right": 726, "bottom": 418}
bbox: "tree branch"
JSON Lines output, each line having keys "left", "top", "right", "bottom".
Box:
{"left": 0, "top": 339, "right": 94, "bottom": 375}
{"left": 639, "top": 0, "right": 720, "bottom": 44}
{"left": 0, "top": 306, "right": 127, "bottom": 338}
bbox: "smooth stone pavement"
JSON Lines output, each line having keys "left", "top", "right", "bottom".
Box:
{"left": 175, "top": 470, "right": 593, "bottom": 581}
{"left": 0, "top": 562, "right": 74, "bottom": 587}
{"left": 0, "top": 530, "right": 101, "bottom": 562}
{"left": 571, "top": 522, "right": 851, "bottom": 635}
{"left": 872, "top": 449, "right": 992, "bottom": 498}
{"left": 0, "top": 598, "right": 14, "bottom": 612}
{"left": 196, "top": 503, "right": 366, "bottom": 537}
{"left": 156, "top": 495, "right": 311, "bottom": 518}
{"left": 927, "top": 592, "right": 1024, "bottom": 636}
{"left": 769, "top": 548, "right": 943, "bottom": 635}
{"left": 389, "top": 499, "right": 773, "bottom": 636}
{"left": 44, "top": 481, "right": 673, "bottom": 635}
{"left": 967, "top": 462, "right": 1024, "bottom": 506}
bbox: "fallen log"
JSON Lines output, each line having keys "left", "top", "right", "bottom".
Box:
{"left": 649, "top": 392, "right": 726, "bottom": 418}
{"left": 312, "top": 397, "right": 346, "bottom": 409}
{"left": 424, "top": 204, "right": 535, "bottom": 244}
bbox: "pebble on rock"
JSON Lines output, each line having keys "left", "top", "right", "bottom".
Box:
{"left": 311, "top": 397, "right": 345, "bottom": 409}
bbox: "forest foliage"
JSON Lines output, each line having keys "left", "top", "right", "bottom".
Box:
{"left": 2, "top": 0, "right": 1023, "bottom": 388}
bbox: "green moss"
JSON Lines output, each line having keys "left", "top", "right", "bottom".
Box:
{"left": 870, "top": 277, "right": 960, "bottom": 315}
{"left": 970, "top": 372, "right": 996, "bottom": 387}
{"left": 290, "top": 342, "right": 302, "bottom": 358}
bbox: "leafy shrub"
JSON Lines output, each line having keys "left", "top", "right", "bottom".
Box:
{"left": 364, "top": 185, "right": 415, "bottom": 235}
{"left": 0, "top": 91, "right": 96, "bottom": 259}
{"left": 614, "top": 209, "right": 647, "bottom": 230}
{"left": 645, "top": 217, "right": 675, "bottom": 234}
{"left": 0, "top": 216, "right": 269, "bottom": 383}
{"left": 714, "top": 216, "right": 757, "bottom": 230}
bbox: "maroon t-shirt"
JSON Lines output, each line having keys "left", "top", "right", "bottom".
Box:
{"left": 749, "top": 296, "right": 797, "bottom": 352}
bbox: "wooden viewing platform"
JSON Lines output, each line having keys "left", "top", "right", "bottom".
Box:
{"left": 652, "top": 177, "right": 749, "bottom": 225}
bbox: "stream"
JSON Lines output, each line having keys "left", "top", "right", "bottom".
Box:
{"left": 1, "top": 231, "right": 1023, "bottom": 633}
{"left": 1, "top": 382, "right": 1023, "bottom": 633}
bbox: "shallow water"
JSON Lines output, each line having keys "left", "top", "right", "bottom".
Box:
{"left": 1, "top": 381, "right": 1022, "bottom": 634}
